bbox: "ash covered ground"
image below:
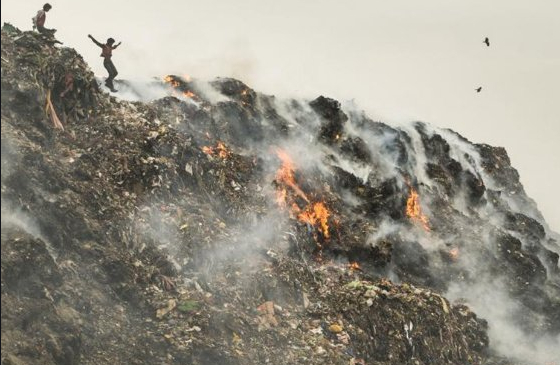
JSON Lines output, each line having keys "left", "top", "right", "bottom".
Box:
{"left": 1, "top": 25, "right": 559, "bottom": 365}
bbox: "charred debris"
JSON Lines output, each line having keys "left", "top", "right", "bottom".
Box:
{"left": 1, "top": 25, "right": 559, "bottom": 365}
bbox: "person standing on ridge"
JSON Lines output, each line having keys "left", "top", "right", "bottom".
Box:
{"left": 88, "top": 34, "right": 121, "bottom": 92}
{"left": 32, "top": 3, "right": 56, "bottom": 36}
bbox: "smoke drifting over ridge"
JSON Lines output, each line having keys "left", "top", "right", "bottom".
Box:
{"left": 2, "top": 0, "right": 559, "bottom": 231}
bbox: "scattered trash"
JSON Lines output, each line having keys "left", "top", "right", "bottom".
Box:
{"left": 156, "top": 299, "right": 177, "bottom": 319}
{"left": 440, "top": 296, "right": 450, "bottom": 314}
{"left": 177, "top": 300, "right": 199, "bottom": 313}
{"left": 302, "top": 292, "right": 310, "bottom": 308}
{"left": 328, "top": 323, "right": 343, "bottom": 333}
{"left": 45, "top": 89, "right": 64, "bottom": 130}
{"left": 257, "top": 301, "right": 279, "bottom": 329}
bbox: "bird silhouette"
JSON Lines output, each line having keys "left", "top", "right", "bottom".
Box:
{"left": 484, "top": 37, "right": 490, "bottom": 47}
{"left": 476, "top": 87, "right": 482, "bottom": 93}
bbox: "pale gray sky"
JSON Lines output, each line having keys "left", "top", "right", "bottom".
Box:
{"left": 2, "top": 0, "right": 559, "bottom": 231}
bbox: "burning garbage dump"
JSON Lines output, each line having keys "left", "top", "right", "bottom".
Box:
{"left": 1, "top": 25, "right": 559, "bottom": 365}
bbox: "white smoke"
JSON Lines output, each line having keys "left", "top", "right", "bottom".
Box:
{"left": 190, "top": 79, "right": 231, "bottom": 104}
{"left": 447, "top": 279, "right": 560, "bottom": 364}
{"left": 1, "top": 140, "right": 58, "bottom": 261}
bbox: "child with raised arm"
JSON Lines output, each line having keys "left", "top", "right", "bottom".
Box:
{"left": 88, "top": 34, "right": 121, "bottom": 92}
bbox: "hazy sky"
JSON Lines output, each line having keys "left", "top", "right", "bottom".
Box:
{"left": 2, "top": 0, "right": 559, "bottom": 231}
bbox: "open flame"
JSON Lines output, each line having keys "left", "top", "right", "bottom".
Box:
{"left": 298, "top": 202, "right": 330, "bottom": 239}
{"left": 164, "top": 75, "right": 180, "bottom": 88}
{"left": 348, "top": 262, "right": 361, "bottom": 271}
{"left": 163, "top": 75, "right": 198, "bottom": 100}
{"left": 202, "top": 141, "right": 230, "bottom": 159}
{"left": 274, "top": 149, "right": 330, "bottom": 240}
{"left": 275, "top": 149, "right": 310, "bottom": 204}
{"left": 405, "top": 186, "right": 430, "bottom": 231}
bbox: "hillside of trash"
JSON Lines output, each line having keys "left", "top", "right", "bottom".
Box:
{"left": 2, "top": 25, "right": 559, "bottom": 365}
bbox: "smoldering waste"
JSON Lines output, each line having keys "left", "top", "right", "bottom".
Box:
{"left": 1, "top": 24, "right": 559, "bottom": 365}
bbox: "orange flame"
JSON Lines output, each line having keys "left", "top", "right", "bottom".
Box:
{"left": 216, "top": 141, "right": 229, "bottom": 158}
{"left": 406, "top": 187, "right": 430, "bottom": 231}
{"left": 163, "top": 75, "right": 181, "bottom": 88}
{"left": 202, "top": 141, "right": 230, "bottom": 159}
{"left": 275, "top": 150, "right": 309, "bottom": 204}
{"left": 274, "top": 149, "right": 330, "bottom": 239}
{"left": 183, "top": 90, "right": 196, "bottom": 99}
{"left": 298, "top": 202, "right": 330, "bottom": 238}
{"left": 164, "top": 75, "right": 198, "bottom": 100}
{"left": 315, "top": 202, "right": 330, "bottom": 238}
{"left": 348, "top": 262, "right": 361, "bottom": 271}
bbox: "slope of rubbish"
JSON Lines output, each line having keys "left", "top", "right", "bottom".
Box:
{"left": 1, "top": 25, "right": 559, "bottom": 365}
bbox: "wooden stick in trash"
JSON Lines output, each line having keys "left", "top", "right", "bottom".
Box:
{"left": 45, "top": 89, "right": 64, "bottom": 130}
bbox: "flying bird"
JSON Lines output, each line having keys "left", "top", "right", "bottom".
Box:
{"left": 483, "top": 37, "right": 490, "bottom": 47}
{"left": 475, "top": 87, "right": 482, "bottom": 93}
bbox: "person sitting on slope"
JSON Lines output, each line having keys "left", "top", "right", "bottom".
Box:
{"left": 32, "top": 3, "right": 56, "bottom": 36}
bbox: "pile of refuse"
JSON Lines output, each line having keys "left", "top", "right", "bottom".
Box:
{"left": 1, "top": 24, "right": 558, "bottom": 365}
